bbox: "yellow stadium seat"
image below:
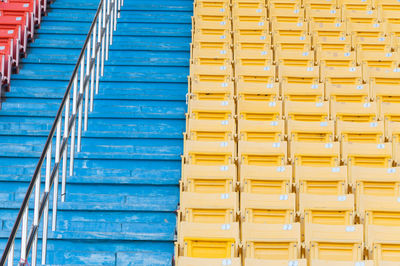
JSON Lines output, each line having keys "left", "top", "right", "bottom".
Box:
{"left": 232, "top": 9, "right": 268, "bottom": 32}
{"left": 310, "top": 21, "right": 348, "bottom": 47}
{"left": 186, "top": 118, "right": 236, "bottom": 141}
{"left": 184, "top": 140, "right": 236, "bottom": 165}
{"left": 381, "top": 102, "right": 400, "bottom": 124}
{"left": 287, "top": 120, "right": 335, "bottom": 142}
{"left": 245, "top": 258, "right": 307, "bottom": 266}
{"left": 331, "top": 101, "right": 378, "bottom": 122}
{"left": 242, "top": 222, "right": 301, "bottom": 260}
{"left": 295, "top": 165, "right": 348, "bottom": 195}
{"left": 275, "top": 50, "right": 314, "bottom": 67}
{"left": 342, "top": 142, "right": 393, "bottom": 167}
{"left": 269, "top": 0, "right": 302, "bottom": 13}
{"left": 377, "top": 0, "right": 400, "bottom": 23}
{"left": 240, "top": 165, "right": 292, "bottom": 194}
{"left": 176, "top": 257, "right": 242, "bottom": 266}
{"left": 291, "top": 141, "right": 340, "bottom": 167}
{"left": 193, "top": 26, "right": 232, "bottom": 43}
{"left": 285, "top": 101, "right": 329, "bottom": 121}
{"left": 361, "top": 52, "right": 399, "bottom": 79}
{"left": 387, "top": 22, "right": 400, "bottom": 48}
{"left": 238, "top": 99, "right": 282, "bottom": 120}
{"left": 366, "top": 225, "right": 400, "bottom": 263}
{"left": 191, "top": 41, "right": 233, "bottom": 61}
{"left": 299, "top": 193, "right": 355, "bottom": 225}
{"left": 190, "top": 61, "right": 233, "bottom": 80}
{"left": 339, "top": 0, "right": 374, "bottom": 10}
{"left": 238, "top": 119, "right": 285, "bottom": 142}
{"left": 271, "top": 14, "right": 307, "bottom": 36}
{"left": 279, "top": 65, "right": 323, "bottom": 101}
{"left": 188, "top": 100, "right": 235, "bottom": 120}
{"left": 232, "top": 0, "right": 266, "bottom": 12}
{"left": 349, "top": 166, "right": 400, "bottom": 205}
{"left": 176, "top": 222, "right": 240, "bottom": 258}
{"left": 305, "top": 224, "right": 364, "bottom": 261}
{"left": 235, "top": 55, "right": 276, "bottom": 100}
{"left": 193, "top": 15, "right": 231, "bottom": 31}
{"left": 189, "top": 74, "right": 234, "bottom": 101}
{"left": 320, "top": 53, "right": 366, "bottom": 102}
{"left": 310, "top": 260, "right": 374, "bottom": 266}
{"left": 181, "top": 164, "right": 237, "bottom": 193}
{"left": 240, "top": 193, "right": 296, "bottom": 223}
{"left": 337, "top": 120, "right": 385, "bottom": 143}
{"left": 387, "top": 120, "right": 400, "bottom": 142}
{"left": 350, "top": 21, "right": 390, "bottom": 53}
{"left": 305, "top": 0, "right": 341, "bottom": 23}
{"left": 238, "top": 141, "right": 287, "bottom": 166}
{"left": 369, "top": 68, "right": 400, "bottom": 103}
{"left": 194, "top": 0, "right": 231, "bottom": 17}
{"left": 274, "top": 33, "right": 311, "bottom": 52}
{"left": 179, "top": 192, "right": 238, "bottom": 223}
{"left": 358, "top": 194, "right": 400, "bottom": 233}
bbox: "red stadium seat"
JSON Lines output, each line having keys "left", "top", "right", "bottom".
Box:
{"left": 0, "top": 2, "right": 36, "bottom": 38}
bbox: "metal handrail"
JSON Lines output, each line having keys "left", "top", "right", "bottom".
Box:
{"left": 0, "top": 0, "right": 122, "bottom": 265}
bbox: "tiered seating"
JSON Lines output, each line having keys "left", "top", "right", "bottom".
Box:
{"left": 179, "top": 0, "right": 400, "bottom": 264}
{"left": 177, "top": 0, "right": 240, "bottom": 263}
{"left": 0, "top": 0, "right": 46, "bottom": 94}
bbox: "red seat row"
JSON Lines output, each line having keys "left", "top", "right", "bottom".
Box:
{"left": 0, "top": 0, "right": 48, "bottom": 90}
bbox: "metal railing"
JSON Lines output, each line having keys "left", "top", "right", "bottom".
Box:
{"left": 0, "top": 0, "right": 122, "bottom": 265}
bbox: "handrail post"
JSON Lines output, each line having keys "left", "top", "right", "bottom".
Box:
{"left": 0, "top": 1, "right": 122, "bottom": 264}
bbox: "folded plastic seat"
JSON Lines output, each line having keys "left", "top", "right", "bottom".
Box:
{"left": 182, "top": 164, "right": 237, "bottom": 193}
{"left": 176, "top": 257, "right": 241, "bottom": 266}
{"left": 0, "top": 2, "right": 34, "bottom": 38}
{"left": 305, "top": 0, "right": 341, "bottom": 23}
{"left": 310, "top": 20, "right": 348, "bottom": 51}
{"left": 179, "top": 192, "right": 238, "bottom": 223}
{"left": 240, "top": 165, "right": 292, "bottom": 194}
{"left": 191, "top": 41, "right": 232, "bottom": 61}
{"left": 337, "top": 120, "right": 385, "bottom": 143}
{"left": 320, "top": 51, "right": 368, "bottom": 102}
{"left": 291, "top": 141, "right": 340, "bottom": 167}
{"left": 4, "top": 0, "right": 41, "bottom": 25}
{"left": 0, "top": 16, "right": 27, "bottom": 55}
{"left": 0, "top": 38, "right": 13, "bottom": 84}
{"left": 342, "top": 142, "right": 393, "bottom": 167}
{"left": 245, "top": 258, "right": 307, "bottom": 266}
{"left": 242, "top": 222, "right": 301, "bottom": 260}
{"left": 176, "top": 221, "right": 240, "bottom": 258}
{"left": 361, "top": 51, "right": 399, "bottom": 81}
{"left": 0, "top": 28, "right": 20, "bottom": 69}
{"left": 295, "top": 165, "right": 348, "bottom": 195}
{"left": 366, "top": 224, "right": 400, "bottom": 264}
{"left": 279, "top": 65, "right": 323, "bottom": 102}
{"left": 331, "top": 101, "right": 378, "bottom": 122}
{"left": 189, "top": 73, "right": 234, "bottom": 101}
{"left": 285, "top": 100, "right": 329, "bottom": 121}
{"left": 310, "top": 260, "right": 374, "bottom": 265}
{"left": 299, "top": 193, "right": 355, "bottom": 225}
{"left": 240, "top": 193, "right": 296, "bottom": 223}
{"left": 287, "top": 120, "right": 334, "bottom": 143}
{"left": 238, "top": 99, "right": 282, "bottom": 121}
{"left": 194, "top": 0, "right": 231, "bottom": 17}
{"left": 186, "top": 117, "right": 235, "bottom": 142}
{"left": 358, "top": 194, "right": 400, "bottom": 235}
{"left": 192, "top": 26, "right": 232, "bottom": 43}
{"left": 238, "top": 119, "right": 284, "bottom": 142}
{"left": 235, "top": 60, "right": 278, "bottom": 101}
{"left": 184, "top": 139, "right": 236, "bottom": 165}
{"left": 238, "top": 140, "right": 287, "bottom": 166}
{"left": 350, "top": 166, "right": 400, "bottom": 206}
{"left": 276, "top": 49, "right": 314, "bottom": 68}
{"left": 305, "top": 224, "right": 364, "bottom": 261}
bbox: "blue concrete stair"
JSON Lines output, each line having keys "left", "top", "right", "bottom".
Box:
{"left": 0, "top": 0, "right": 191, "bottom": 264}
